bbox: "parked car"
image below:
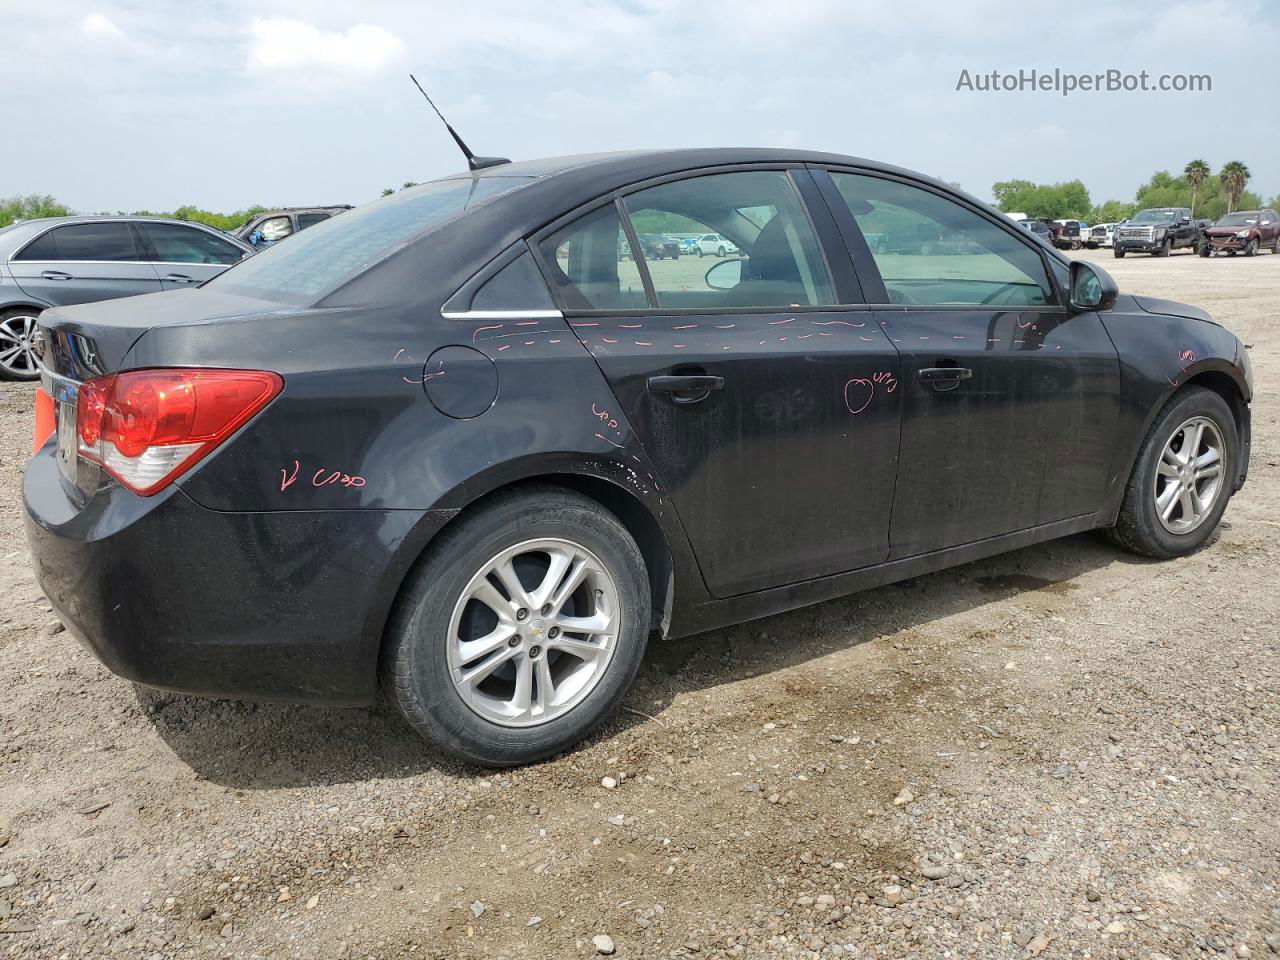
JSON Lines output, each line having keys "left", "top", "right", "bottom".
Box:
{"left": 1087, "top": 223, "right": 1117, "bottom": 248}
{"left": 1199, "top": 209, "right": 1280, "bottom": 257}
{"left": 637, "top": 234, "right": 681, "bottom": 260}
{"left": 26, "top": 149, "right": 1252, "bottom": 766}
{"left": 1052, "top": 220, "right": 1084, "bottom": 250}
{"left": 1113, "top": 207, "right": 1199, "bottom": 257}
{"left": 234, "top": 206, "right": 353, "bottom": 249}
{"left": 0, "top": 216, "right": 253, "bottom": 381}
{"left": 676, "top": 236, "right": 700, "bottom": 255}
{"left": 694, "top": 233, "right": 738, "bottom": 257}
{"left": 1018, "top": 219, "right": 1057, "bottom": 245}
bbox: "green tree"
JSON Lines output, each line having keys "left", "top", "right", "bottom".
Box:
{"left": 401, "top": 181, "right": 419, "bottom": 190}
{"left": 1184, "top": 159, "right": 1210, "bottom": 217}
{"left": 1090, "top": 200, "right": 1136, "bottom": 224}
{"left": 991, "top": 179, "right": 1092, "bottom": 220}
{"left": 0, "top": 194, "right": 72, "bottom": 227}
{"left": 1220, "top": 161, "right": 1250, "bottom": 212}
{"left": 381, "top": 187, "right": 395, "bottom": 196}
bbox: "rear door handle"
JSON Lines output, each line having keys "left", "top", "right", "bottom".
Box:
{"left": 917, "top": 366, "right": 973, "bottom": 391}
{"left": 647, "top": 374, "right": 724, "bottom": 403}
{"left": 164, "top": 273, "right": 197, "bottom": 283}
{"left": 41, "top": 270, "right": 72, "bottom": 281}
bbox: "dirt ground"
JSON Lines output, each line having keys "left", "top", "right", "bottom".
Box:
{"left": 1, "top": 247, "right": 1278, "bottom": 959}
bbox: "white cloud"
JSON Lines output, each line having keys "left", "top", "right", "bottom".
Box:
{"left": 80, "top": 13, "right": 124, "bottom": 40}
{"left": 246, "top": 18, "right": 404, "bottom": 77}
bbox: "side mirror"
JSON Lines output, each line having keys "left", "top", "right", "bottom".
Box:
{"left": 1069, "top": 260, "right": 1118, "bottom": 313}
{"left": 1179, "top": 217, "right": 1191, "bottom": 225}
{"left": 705, "top": 258, "right": 744, "bottom": 291}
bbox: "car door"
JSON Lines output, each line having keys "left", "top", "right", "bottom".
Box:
{"left": 134, "top": 221, "right": 249, "bottom": 289}
{"left": 1261, "top": 210, "right": 1280, "bottom": 247}
{"left": 817, "top": 168, "right": 1120, "bottom": 559}
{"left": 9, "top": 221, "right": 161, "bottom": 307}
{"left": 534, "top": 168, "right": 902, "bottom": 598}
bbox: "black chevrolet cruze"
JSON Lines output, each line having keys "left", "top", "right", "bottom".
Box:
{"left": 25, "top": 149, "right": 1252, "bottom": 765}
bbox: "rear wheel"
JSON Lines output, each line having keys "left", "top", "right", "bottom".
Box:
{"left": 1113, "top": 248, "right": 1126, "bottom": 258}
{"left": 0, "top": 308, "right": 42, "bottom": 382}
{"left": 1108, "top": 387, "right": 1236, "bottom": 559}
{"left": 384, "top": 487, "right": 651, "bottom": 766}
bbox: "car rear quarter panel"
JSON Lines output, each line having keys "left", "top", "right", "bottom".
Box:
{"left": 132, "top": 300, "right": 708, "bottom": 614}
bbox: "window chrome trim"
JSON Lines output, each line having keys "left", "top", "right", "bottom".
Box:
{"left": 440, "top": 308, "right": 564, "bottom": 321}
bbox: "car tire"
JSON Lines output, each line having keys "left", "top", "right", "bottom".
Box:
{"left": 1107, "top": 386, "right": 1237, "bottom": 560}
{"left": 1070, "top": 239, "right": 1082, "bottom": 250}
{"left": 0, "top": 307, "right": 44, "bottom": 382}
{"left": 383, "top": 485, "right": 651, "bottom": 767}
{"left": 1244, "top": 238, "right": 1258, "bottom": 257}
{"left": 1198, "top": 244, "right": 1211, "bottom": 258}
{"left": 1113, "top": 248, "right": 1126, "bottom": 259}
{"left": 717, "top": 246, "right": 726, "bottom": 257}
{"left": 1152, "top": 238, "right": 1171, "bottom": 257}
{"left": 696, "top": 248, "right": 703, "bottom": 257}
{"left": 1271, "top": 236, "right": 1279, "bottom": 253}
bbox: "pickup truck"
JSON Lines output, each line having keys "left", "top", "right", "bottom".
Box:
{"left": 1112, "top": 207, "right": 1199, "bottom": 257}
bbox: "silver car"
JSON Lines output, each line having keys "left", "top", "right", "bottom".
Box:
{"left": 0, "top": 216, "right": 254, "bottom": 380}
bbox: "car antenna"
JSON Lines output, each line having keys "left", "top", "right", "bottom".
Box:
{"left": 409, "top": 74, "right": 510, "bottom": 172}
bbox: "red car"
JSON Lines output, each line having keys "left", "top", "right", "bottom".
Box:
{"left": 1200, "top": 209, "right": 1280, "bottom": 257}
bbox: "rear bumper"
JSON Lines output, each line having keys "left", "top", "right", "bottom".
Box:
{"left": 24, "top": 448, "right": 448, "bottom": 705}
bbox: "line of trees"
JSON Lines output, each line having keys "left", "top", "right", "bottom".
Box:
{"left": 0, "top": 195, "right": 269, "bottom": 232}
{"left": 994, "top": 160, "right": 1272, "bottom": 226}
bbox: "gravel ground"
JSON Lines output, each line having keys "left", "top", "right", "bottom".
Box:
{"left": 1, "top": 247, "right": 1277, "bottom": 959}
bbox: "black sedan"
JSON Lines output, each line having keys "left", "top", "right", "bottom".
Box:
{"left": 25, "top": 149, "right": 1252, "bottom": 766}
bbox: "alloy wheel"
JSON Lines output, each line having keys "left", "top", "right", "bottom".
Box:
{"left": 1153, "top": 416, "right": 1225, "bottom": 535}
{"left": 447, "top": 538, "right": 620, "bottom": 727}
{"left": 0, "top": 313, "right": 40, "bottom": 378}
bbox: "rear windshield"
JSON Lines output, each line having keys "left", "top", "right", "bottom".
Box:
{"left": 209, "top": 177, "right": 530, "bottom": 302}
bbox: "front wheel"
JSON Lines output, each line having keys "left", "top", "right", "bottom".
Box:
{"left": 717, "top": 246, "right": 727, "bottom": 257}
{"left": 1107, "top": 387, "right": 1237, "bottom": 559}
{"left": 0, "top": 307, "right": 43, "bottom": 382}
{"left": 1199, "top": 243, "right": 1211, "bottom": 257}
{"left": 1113, "top": 248, "right": 1126, "bottom": 258}
{"left": 384, "top": 487, "right": 651, "bottom": 766}
{"left": 1244, "top": 238, "right": 1258, "bottom": 257}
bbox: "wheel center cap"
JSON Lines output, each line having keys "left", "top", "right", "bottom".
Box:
{"left": 526, "top": 618, "right": 546, "bottom": 638}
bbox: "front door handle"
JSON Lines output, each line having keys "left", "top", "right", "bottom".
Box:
{"left": 41, "top": 270, "right": 72, "bottom": 281}
{"left": 917, "top": 366, "right": 973, "bottom": 392}
{"left": 647, "top": 374, "right": 724, "bottom": 403}
{"left": 164, "top": 273, "right": 197, "bottom": 283}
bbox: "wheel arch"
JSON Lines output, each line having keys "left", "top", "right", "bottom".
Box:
{"left": 375, "top": 463, "right": 689, "bottom": 684}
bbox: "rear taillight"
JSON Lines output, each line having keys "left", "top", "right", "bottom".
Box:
{"left": 76, "top": 369, "right": 282, "bottom": 496}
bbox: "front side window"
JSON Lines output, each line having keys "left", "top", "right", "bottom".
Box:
{"left": 210, "top": 177, "right": 528, "bottom": 301}
{"left": 624, "top": 171, "right": 834, "bottom": 309}
{"left": 139, "top": 222, "right": 244, "bottom": 265}
{"left": 16, "top": 222, "right": 140, "bottom": 262}
{"left": 537, "top": 204, "right": 647, "bottom": 310}
{"left": 830, "top": 173, "right": 1053, "bottom": 307}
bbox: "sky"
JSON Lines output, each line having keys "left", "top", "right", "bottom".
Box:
{"left": 2, "top": 0, "right": 1277, "bottom": 213}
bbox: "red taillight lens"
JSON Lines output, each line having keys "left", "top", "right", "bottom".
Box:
{"left": 76, "top": 369, "right": 282, "bottom": 496}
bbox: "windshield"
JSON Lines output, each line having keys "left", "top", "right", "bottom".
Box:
{"left": 1216, "top": 212, "right": 1258, "bottom": 226}
{"left": 209, "top": 177, "right": 530, "bottom": 302}
{"left": 1130, "top": 209, "right": 1180, "bottom": 224}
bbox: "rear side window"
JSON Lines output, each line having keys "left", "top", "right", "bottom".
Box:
{"left": 296, "top": 213, "right": 331, "bottom": 229}
{"left": 537, "top": 204, "right": 647, "bottom": 310}
{"left": 830, "top": 173, "right": 1053, "bottom": 307}
{"left": 211, "top": 177, "right": 528, "bottom": 301}
{"left": 138, "top": 222, "right": 244, "bottom": 265}
{"left": 623, "top": 171, "right": 834, "bottom": 309}
{"left": 15, "top": 222, "right": 140, "bottom": 262}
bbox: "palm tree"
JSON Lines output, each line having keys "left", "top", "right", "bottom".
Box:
{"left": 1184, "top": 159, "right": 1210, "bottom": 217}
{"left": 1220, "top": 161, "right": 1251, "bottom": 212}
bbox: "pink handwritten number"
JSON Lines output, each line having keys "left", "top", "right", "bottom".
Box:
{"left": 845, "top": 370, "right": 898, "bottom": 414}
{"left": 312, "top": 468, "right": 366, "bottom": 489}
{"left": 1170, "top": 347, "right": 1197, "bottom": 384}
